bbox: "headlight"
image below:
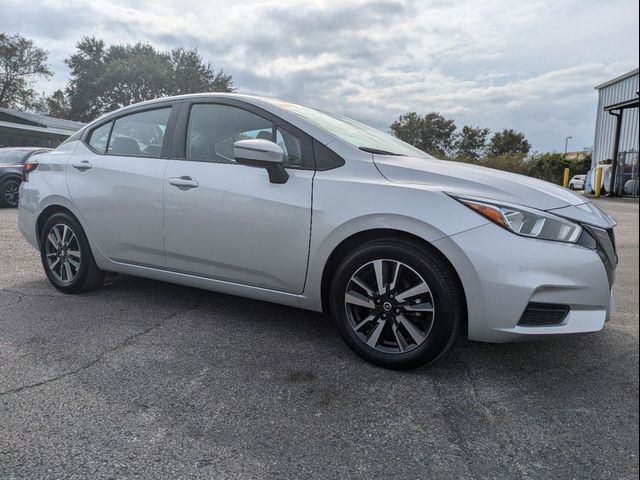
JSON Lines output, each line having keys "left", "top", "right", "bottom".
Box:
{"left": 453, "top": 196, "right": 583, "bottom": 243}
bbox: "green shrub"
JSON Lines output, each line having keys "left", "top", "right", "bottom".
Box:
{"left": 456, "top": 152, "right": 592, "bottom": 185}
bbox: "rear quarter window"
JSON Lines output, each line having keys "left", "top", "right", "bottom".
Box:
{"left": 87, "top": 122, "right": 113, "bottom": 154}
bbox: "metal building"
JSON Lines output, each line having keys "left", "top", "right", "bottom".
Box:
{"left": 590, "top": 68, "right": 639, "bottom": 196}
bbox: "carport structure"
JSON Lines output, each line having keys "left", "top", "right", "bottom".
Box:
{"left": 0, "top": 108, "right": 83, "bottom": 148}
{"left": 605, "top": 94, "right": 640, "bottom": 196}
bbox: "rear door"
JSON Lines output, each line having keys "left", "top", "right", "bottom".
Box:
{"left": 67, "top": 104, "right": 177, "bottom": 267}
{"left": 162, "top": 100, "right": 314, "bottom": 293}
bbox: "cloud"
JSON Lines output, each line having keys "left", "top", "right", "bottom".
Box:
{"left": 1, "top": 0, "right": 638, "bottom": 151}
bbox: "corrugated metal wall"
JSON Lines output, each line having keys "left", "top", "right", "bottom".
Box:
{"left": 592, "top": 72, "right": 639, "bottom": 167}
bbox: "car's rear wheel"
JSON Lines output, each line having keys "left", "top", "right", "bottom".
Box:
{"left": 569, "top": 184, "right": 575, "bottom": 190}
{"left": 39, "top": 212, "right": 105, "bottom": 293}
{"left": 330, "top": 239, "right": 464, "bottom": 370}
{"left": 0, "top": 178, "right": 20, "bottom": 207}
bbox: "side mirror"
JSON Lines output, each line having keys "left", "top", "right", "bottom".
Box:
{"left": 234, "top": 139, "right": 289, "bottom": 184}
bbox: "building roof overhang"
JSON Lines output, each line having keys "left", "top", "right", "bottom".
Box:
{"left": 0, "top": 120, "right": 76, "bottom": 136}
{"left": 604, "top": 97, "right": 640, "bottom": 112}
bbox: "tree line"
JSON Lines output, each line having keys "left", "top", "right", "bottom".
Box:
{"left": 389, "top": 111, "right": 590, "bottom": 184}
{"left": 0, "top": 33, "right": 234, "bottom": 122}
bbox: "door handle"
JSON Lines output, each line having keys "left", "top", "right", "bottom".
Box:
{"left": 168, "top": 176, "right": 199, "bottom": 189}
{"left": 72, "top": 160, "right": 92, "bottom": 171}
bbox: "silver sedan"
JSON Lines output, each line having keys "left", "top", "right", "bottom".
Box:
{"left": 18, "top": 94, "right": 617, "bottom": 369}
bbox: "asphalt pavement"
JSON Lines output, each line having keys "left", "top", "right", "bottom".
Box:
{"left": 0, "top": 197, "right": 638, "bottom": 479}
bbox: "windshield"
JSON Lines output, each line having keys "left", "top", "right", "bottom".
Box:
{"left": 271, "top": 100, "right": 432, "bottom": 159}
{"left": 0, "top": 149, "right": 30, "bottom": 164}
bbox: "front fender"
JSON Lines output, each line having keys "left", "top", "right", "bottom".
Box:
{"left": 301, "top": 168, "right": 488, "bottom": 310}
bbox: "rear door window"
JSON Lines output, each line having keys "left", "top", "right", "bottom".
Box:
{"left": 107, "top": 108, "right": 172, "bottom": 157}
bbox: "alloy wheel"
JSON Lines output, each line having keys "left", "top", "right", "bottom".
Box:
{"left": 344, "top": 259, "right": 435, "bottom": 354}
{"left": 45, "top": 224, "right": 82, "bottom": 284}
{"left": 4, "top": 182, "right": 19, "bottom": 207}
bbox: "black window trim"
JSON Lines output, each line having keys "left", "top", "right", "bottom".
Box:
{"left": 172, "top": 98, "right": 318, "bottom": 171}
{"left": 80, "top": 102, "right": 180, "bottom": 159}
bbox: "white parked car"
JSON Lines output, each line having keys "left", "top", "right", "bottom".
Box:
{"left": 569, "top": 174, "right": 586, "bottom": 190}
{"left": 18, "top": 94, "right": 618, "bottom": 369}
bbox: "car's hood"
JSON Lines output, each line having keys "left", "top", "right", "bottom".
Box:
{"left": 374, "top": 155, "right": 587, "bottom": 211}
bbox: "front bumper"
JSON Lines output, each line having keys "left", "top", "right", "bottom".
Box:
{"left": 433, "top": 222, "right": 615, "bottom": 343}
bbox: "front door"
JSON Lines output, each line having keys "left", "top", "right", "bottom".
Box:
{"left": 163, "top": 102, "right": 313, "bottom": 294}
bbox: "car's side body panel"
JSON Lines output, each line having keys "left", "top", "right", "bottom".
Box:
{"left": 163, "top": 160, "right": 314, "bottom": 293}
{"left": 18, "top": 142, "right": 79, "bottom": 248}
{"left": 66, "top": 142, "right": 168, "bottom": 267}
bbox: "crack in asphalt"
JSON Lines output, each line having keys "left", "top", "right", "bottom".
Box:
{"left": 454, "top": 351, "right": 527, "bottom": 479}
{"left": 0, "top": 302, "right": 202, "bottom": 397}
{"left": 454, "top": 348, "right": 637, "bottom": 411}
{"left": 430, "top": 378, "right": 476, "bottom": 478}
{"left": 432, "top": 351, "right": 527, "bottom": 480}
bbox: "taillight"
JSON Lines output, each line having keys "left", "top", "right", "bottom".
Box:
{"left": 23, "top": 161, "right": 38, "bottom": 182}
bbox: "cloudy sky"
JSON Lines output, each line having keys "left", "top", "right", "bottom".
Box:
{"left": 2, "top": 0, "right": 638, "bottom": 152}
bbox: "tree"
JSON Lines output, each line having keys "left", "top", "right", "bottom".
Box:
{"left": 65, "top": 37, "right": 235, "bottom": 122}
{"left": 65, "top": 37, "right": 107, "bottom": 122}
{"left": 480, "top": 153, "right": 528, "bottom": 175}
{"left": 487, "top": 129, "right": 531, "bottom": 157}
{"left": 525, "top": 152, "right": 593, "bottom": 184}
{"left": 454, "top": 125, "right": 490, "bottom": 162}
{"left": 31, "top": 89, "right": 71, "bottom": 118}
{"left": 390, "top": 111, "right": 457, "bottom": 158}
{"left": 576, "top": 153, "right": 592, "bottom": 174}
{"left": 170, "top": 47, "right": 234, "bottom": 95}
{"left": 389, "top": 112, "right": 424, "bottom": 148}
{"left": 0, "top": 33, "right": 53, "bottom": 109}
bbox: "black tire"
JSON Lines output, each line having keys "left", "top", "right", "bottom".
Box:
{"left": 569, "top": 184, "right": 575, "bottom": 190}
{"left": 330, "top": 239, "right": 464, "bottom": 370}
{"left": 39, "top": 212, "right": 105, "bottom": 293}
{"left": 0, "top": 177, "right": 21, "bottom": 208}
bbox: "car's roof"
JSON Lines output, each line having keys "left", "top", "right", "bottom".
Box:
{"left": 99, "top": 93, "right": 284, "bottom": 116}
{"left": 85, "top": 93, "right": 341, "bottom": 146}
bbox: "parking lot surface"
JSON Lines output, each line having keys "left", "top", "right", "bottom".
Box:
{"left": 0, "top": 197, "right": 638, "bottom": 479}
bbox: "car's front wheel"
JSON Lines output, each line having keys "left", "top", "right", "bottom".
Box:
{"left": 330, "top": 239, "right": 464, "bottom": 370}
{"left": 0, "top": 178, "right": 21, "bottom": 207}
{"left": 39, "top": 212, "right": 105, "bottom": 293}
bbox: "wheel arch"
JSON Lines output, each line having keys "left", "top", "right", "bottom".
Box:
{"left": 36, "top": 204, "right": 82, "bottom": 243}
{"left": 0, "top": 172, "right": 22, "bottom": 183}
{"left": 319, "top": 228, "right": 468, "bottom": 322}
